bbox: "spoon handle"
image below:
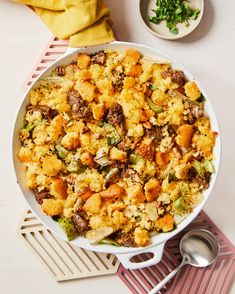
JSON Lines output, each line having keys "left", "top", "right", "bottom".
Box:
{"left": 148, "top": 259, "right": 187, "bottom": 294}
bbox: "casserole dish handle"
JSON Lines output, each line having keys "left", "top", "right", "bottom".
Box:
{"left": 116, "top": 242, "right": 165, "bottom": 270}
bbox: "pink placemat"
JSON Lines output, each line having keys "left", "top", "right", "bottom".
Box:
{"left": 24, "top": 36, "right": 235, "bottom": 294}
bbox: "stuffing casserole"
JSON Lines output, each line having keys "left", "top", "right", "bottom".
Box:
{"left": 18, "top": 49, "right": 217, "bottom": 247}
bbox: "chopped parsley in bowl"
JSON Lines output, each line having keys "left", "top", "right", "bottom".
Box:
{"left": 149, "top": 0, "right": 201, "bottom": 35}
{"left": 139, "top": 0, "right": 204, "bottom": 40}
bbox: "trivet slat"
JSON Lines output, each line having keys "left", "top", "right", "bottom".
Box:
{"left": 39, "top": 230, "right": 81, "bottom": 274}
{"left": 222, "top": 260, "right": 235, "bottom": 294}
{"left": 68, "top": 246, "right": 100, "bottom": 272}
{"left": 211, "top": 259, "right": 230, "bottom": 294}
{"left": 71, "top": 245, "right": 107, "bottom": 272}
{"left": 33, "top": 230, "right": 73, "bottom": 276}
{"left": 179, "top": 266, "right": 195, "bottom": 294}
{"left": 120, "top": 271, "right": 140, "bottom": 294}
{"left": 24, "top": 232, "right": 64, "bottom": 278}
{"left": 18, "top": 210, "right": 120, "bottom": 281}
{"left": 46, "top": 233, "right": 89, "bottom": 273}
{"left": 22, "top": 219, "right": 41, "bottom": 227}
{"left": 20, "top": 226, "right": 47, "bottom": 234}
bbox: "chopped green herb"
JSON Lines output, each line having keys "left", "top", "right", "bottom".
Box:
{"left": 98, "top": 165, "right": 111, "bottom": 174}
{"left": 162, "top": 224, "right": 177, "bottom": 232}
{"left": 25, "top": 122, "right": 37, "bottom": 132}
{"left": 167, "top": 22, "right": 178, "bottom": 35}
{"left": 40, "top": 76, "right": 64, "bottom": 85}
{"left": 135, "top": 215, "right": 141, "bottom": 222}
{"left": 150, "top": 83, "right": 158, "bottom": 90}
{"left": 173, "top": 196, "right": 186, "bottom": 213}
{"left": 107, "top": 137, "right": 117, "bottom": 146}
{"left": 24, "top": 118, "right": 44, "bottom": 132}
{"left": 95, "top": 155, "right": 111, "bottom": 167}
{"left": 179, "top": 182, "right": 190, "bottom": 195}
{"left": 76, "top": 163, "right": 88, "bottom": 173}
{"left": 168, "top": 172, "right": 176, "bottom": 183}
{"left": 149, "top": 0, "right": 201, "bottom": 35}
{"left": 67, "top": 159, "right": 88, "bottom": 173}
{"left": 190, "top": 8, "right": 200, "bottom": 20}
{"left": 50, "top": 69, "right": 57, "bottom": 77}
{"left": 97, "top": 121, "right": 104, "bottom": 127}
{"left": 98, "top": 238, "right": 120, "bottom": 247}
{"left": 58, "top": 217, "right": 77, "bottom": 241}
{"left": 66, "top": 118, "right": 73, "bottom": 127}
{"left": 104, "top": 167, "right": 119, "bottom": 186}
{"left": 193, "top": 160, "right": 215, "bottom": 178}
{"left": 129, "top": 154, "right": 142, "bottom": 165}
{"left": 147, "top": 98, "right": 163, "bottom": 114}
{"left": 197, "top": 94, "right": 206, "bottom": 103}
{"left": 103, "top": 123, "right": 121, "bottom": 146}
{"left": 55, "top": 144, "right": 68, "bottom": 159}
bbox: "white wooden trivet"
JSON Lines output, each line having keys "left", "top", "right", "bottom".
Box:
{"left": 18, "top": 209, "right": 120, "bottom": 281}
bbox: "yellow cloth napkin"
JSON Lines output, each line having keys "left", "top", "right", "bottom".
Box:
{"left": 15, "top": 0, "right": 115, "bottom": 47}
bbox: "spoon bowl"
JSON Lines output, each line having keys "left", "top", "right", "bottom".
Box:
{"left": 180, "top": 229, "right": 220, "bottom": 267}
{"left": 149, "top": 229, "right": 220, "bottom": 294}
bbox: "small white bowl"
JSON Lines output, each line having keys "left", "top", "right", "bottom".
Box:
{"left": 139, "top": 0, "right": 204, "bottom": 40}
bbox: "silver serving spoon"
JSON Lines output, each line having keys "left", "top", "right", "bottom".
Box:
{"left": 149, "top": 229, "right": 220, "bottom": 294}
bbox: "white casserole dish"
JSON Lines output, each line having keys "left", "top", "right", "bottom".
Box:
{"left": 12, "top": 41, "right": 221, "bottom": 270}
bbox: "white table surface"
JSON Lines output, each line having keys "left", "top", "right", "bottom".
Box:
{"left": 0, "top": 0, "right": 234, "bottom": 293}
